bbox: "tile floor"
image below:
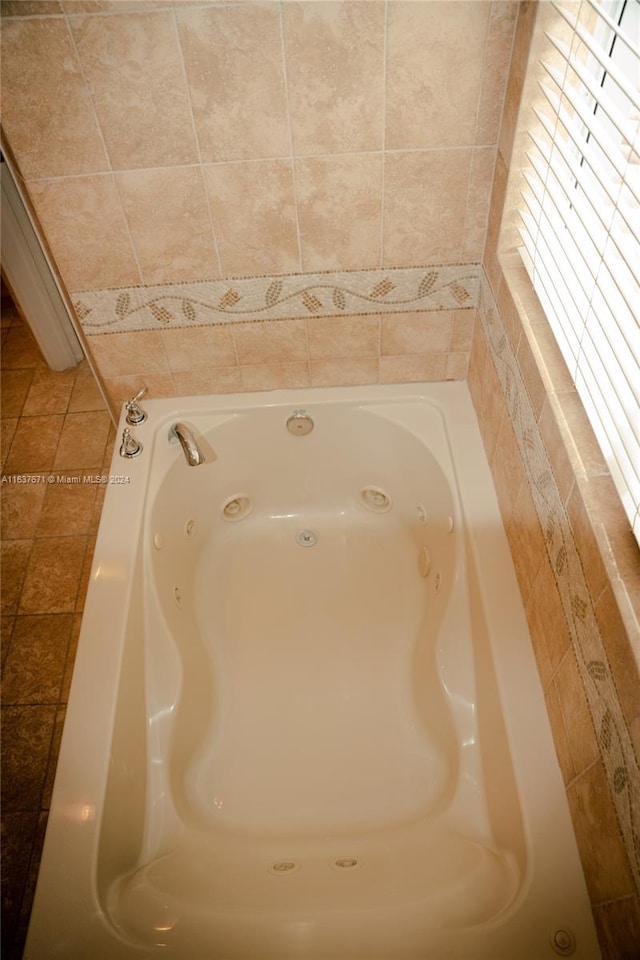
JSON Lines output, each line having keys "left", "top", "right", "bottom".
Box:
{"left": 1, "top": 286, "right": 115, "bottom": 960}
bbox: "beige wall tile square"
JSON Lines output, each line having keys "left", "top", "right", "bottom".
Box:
{"left": 70, "top": 11, "right": 198, "bottom": 169}
{"left": 203, "top": 161, "right": 300, "bottom": 277}
{"left": 475, "top": 1, "right": 519, "bottom": 146}
{"left": 504, "top": 476, "right": 546, "bottom": 605}
{"left": 489, "top": 413, "right": 526, "bottom": 524}
{"left": 386, "top": 1, "right": 489, "bottom": 149}
{"left": 172, "top": 367, "right": 242, "bottom": 397}
{"left": 232, "top": 319, "right": 307, "bottom": 366}
{"left": 567, "top": 761, "right": 636, "bottom": 903}
{"left": 177, "top": 3, "right": 289, "bottom": 162}
{"left": 116, "top": 168, "right": 219, "bottom": 285}
{"left": 381, "top": 311, "right": 453, "bottom": 356}
{"left": 3, "top": 2, "right": 63, "bottom": 14}
{"left": 444, "top": 352, "right": 469, "bottom": 380}
{"left": 525, "top": 554, "right": 572, "bottom": 688}
{"left": 27, "top": 177, "right": 140, "bottom": 291}
{"left": 88, "top": 331, "right": 169, "bottom": 379}
{"left": 240, "top": 362, "right": 310, "bottom": 392}
{"left": 451, "top": 309, "right": 476, "bottom": 352}
{"left": 554, "top": 649, "right": 601, "bottom": 776}
{"left": 496, "top": 269, "right": 524, "bottom": 353}
{"left": 484, "top": 152, "right": 509, "bottom": 293}
{"left": 296, "top": 155, "right": 383, "bottom": 271}
{"left": 379, "top": 354, "right": 447, "bottom": 383}
{"left": 468, "top": 321, "right": 505, "bottom": 463}
{"left": 462, "top": 147, "right": 496, "bottom": 261}
{"left": 161, "top": 326, "right": 237, "bottom": 372}
{"left": 310, "top": 358, "right": 378, "bottom": 388}
{"left": 283, "top": 1, "right": 385, "bottom": 155}
{"left": 63, "top": 1, "right": 172, "bottom": 10}
{"left": 306, "top": 315, "right": 379, "bottom": 360}
{"left": 383, "top": 151, "right": 472, "bottom": 266}
{"left": 544, "top": 680, "right": 576, "bottom": 785}
{"left": 1, "top": 18, "right": 107, "bottom": 178}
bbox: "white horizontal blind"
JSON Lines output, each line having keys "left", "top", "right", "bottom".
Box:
{"left": 518, "top": 0, "right": 640, "bottom": 544}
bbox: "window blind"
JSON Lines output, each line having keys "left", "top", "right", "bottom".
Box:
{"left": 517, "top": 0, "right": 640, "bottom": 544}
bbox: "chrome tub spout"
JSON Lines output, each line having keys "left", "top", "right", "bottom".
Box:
{"left": 170, "top": 422, "right": 205, "bottom": 466}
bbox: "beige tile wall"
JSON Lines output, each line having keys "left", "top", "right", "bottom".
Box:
{"left": 87, "top": 305, "right": 475, "bottom": 406}
{"left": 474, "top": 3, "right": 640, "bottom": 958}
{"left": 1, "top": 0, "right": 518, "bottom": 397}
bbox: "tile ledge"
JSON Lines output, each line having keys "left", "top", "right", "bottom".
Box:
{"left": 497, "top": 256, "right": 640, "bottom": 654}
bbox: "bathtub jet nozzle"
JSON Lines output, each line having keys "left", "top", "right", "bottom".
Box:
{"left": 170, "top": 422, "right": 206, "bottom": 466}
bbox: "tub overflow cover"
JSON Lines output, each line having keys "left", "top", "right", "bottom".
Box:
{"left": 287, "top": 410, "right": 314, "bottom": 436}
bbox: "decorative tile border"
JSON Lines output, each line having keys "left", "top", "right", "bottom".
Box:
{"left": 73, "top": 263, "right": 480, "bottom": 336}
{"left": 478, "top": 272, "right": 640, "bottom": 896}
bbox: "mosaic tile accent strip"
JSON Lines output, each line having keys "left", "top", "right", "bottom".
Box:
{"left": 478, "top": 273, "right": 640, "bottom": 896}
{"left": 73, "top": 264, "right": 480, "bottom": 336}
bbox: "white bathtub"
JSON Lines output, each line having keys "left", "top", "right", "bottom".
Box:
{"left": 25, "top": 382, "right": 600, "bottom": 960}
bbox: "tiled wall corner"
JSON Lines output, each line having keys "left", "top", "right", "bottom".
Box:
{"left": 470, "top": 271, "right": 640, "bottom": 960}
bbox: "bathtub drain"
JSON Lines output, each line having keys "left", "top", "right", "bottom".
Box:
{"left": 296, "top": 529, "right": 318, "bottom": 547}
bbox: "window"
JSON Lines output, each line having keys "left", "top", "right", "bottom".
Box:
{"left": 517, "top": 0, "right": 640, "bottom": 543}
